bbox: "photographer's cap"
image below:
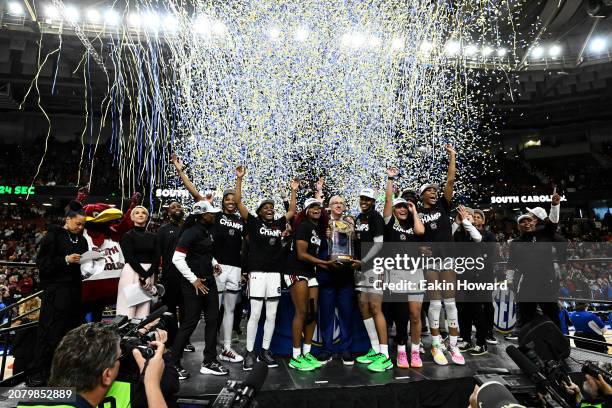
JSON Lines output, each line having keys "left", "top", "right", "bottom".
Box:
{"left": 359, "top": 188, "right": 376, "bottom": 200}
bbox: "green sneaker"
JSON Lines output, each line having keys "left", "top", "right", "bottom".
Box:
{"left": 355, "top": 348, "right": 378, "bottom": 364}
{"left": 367, "top": 354, "right": 393, "bottom": 372}
{"left": 303, "top": 352, "right": 322, "bottom": 368}
{"left": 289, "top": 355, "right": 317, "bottom": 371}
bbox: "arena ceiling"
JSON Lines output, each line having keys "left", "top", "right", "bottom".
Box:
{"left": 0, "top": 0, "right": 610, "bottom": 127}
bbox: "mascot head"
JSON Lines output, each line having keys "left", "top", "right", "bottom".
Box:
{"left": 83, "top": 203, "right": 123, "bottom": 224}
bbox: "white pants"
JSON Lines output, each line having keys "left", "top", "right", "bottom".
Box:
{"left": 284, "top": 274, "right": 318, "bottom": 288}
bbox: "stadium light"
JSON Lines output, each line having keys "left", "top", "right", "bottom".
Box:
{"left": 128, "top": 13, "right": 141, "bottom": 27}
{"left": 341, "top": 32, "right": 365, "bottom": 48}
{"left": 7, "top": 2, "right": 24, "bottom": 16}
{"left": 496, "top": 47, "right": 507, "bottom": 57}
{"left": 212, "top": 20, "right": 227, "bottom": 36}
{"left": 444, "top": 40, "right": 460, "bottom": 55}
{"left": 481, "top": 46, "right": 493, "bottom": 56}
{"left": 419, "top": 40, "right": 434, "bottom": 53}
{"left": 64, "top": 5, "right": 79, "bottom": 22}
{"left": 530, "top": 46, "right": 544, "bottom": 59}
{"left": 368, "top": 35, "right": 382, "bottom": 47}
{"left": 548, "top": 44, "right": 561, "bottom": 57}
{"left": 162, "top": 14, "right": 178, "bottom": 32}
{"left": 86, "top": 8, "right": 100, "bottom": 23}
{"left": 391, "top": 37, "right": 404, "bottom": 50}
{"left": 590, "top": 37, "right": 607, "bottom": 53}
{"left": 464, "top": 44, "right": 478, "bottom": 56}
{"left": 44, "top": 5, "right": 59, "bottom": 19}
{"left": 143, "top": 12, "right": 160, "bottom": 31}
{"left": 104, "top": 9, "right": 120, "bottom": 25}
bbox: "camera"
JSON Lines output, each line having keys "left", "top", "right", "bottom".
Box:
{"left": 110, "top": 306, "right": 171, "bottom": 360}
{"left": 582, "top": 361, "right": 612, "bottom": 385}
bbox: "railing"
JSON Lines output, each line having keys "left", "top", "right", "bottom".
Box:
{"left": 0, "top": 262, "right": 41, "bottom": 385}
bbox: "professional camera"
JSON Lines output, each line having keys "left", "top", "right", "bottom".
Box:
{"left": 582, "top": 361, "right": 612, "bottom": 385}
{"left": 110, "top": 305, "right": 171, "bottom": 361}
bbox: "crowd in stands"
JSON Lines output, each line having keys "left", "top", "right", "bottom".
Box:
{"left": 0, "top": 136, "right": 116, "bottom": 192}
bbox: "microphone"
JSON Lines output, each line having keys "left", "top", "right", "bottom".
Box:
{"left": 212, "top": 361, "right": 268, "bottom": 408}
{"left": 506, "top": 346, "right": 572, "bottom": 408}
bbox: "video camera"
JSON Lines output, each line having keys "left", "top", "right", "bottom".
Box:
{"left": 110, "top": 305, "right": 171, "bottom": 362}
{"left": 582, "top": 361, "right": 612, "bottom": 385}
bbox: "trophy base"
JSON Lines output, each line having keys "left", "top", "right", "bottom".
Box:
{"left": 331, "top": 255, "right": 353, "bottom": 263}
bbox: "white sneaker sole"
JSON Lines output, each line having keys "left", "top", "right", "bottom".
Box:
{"left": 218, "top": 353, "right": 244, "bottom": 363}
{"left": 342, "top": 360, "right": 355, "bottom": 366}
{"left": 257, "top": 358, "right": 278, "bottom": 368}
{"left": 242, "top": 365, "right": 253, "bottom": 371}
{"left": 200, "top": 366, "right": 229, "bottom": 376}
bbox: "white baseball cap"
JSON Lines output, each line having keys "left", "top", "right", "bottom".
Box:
{"left": 419, "top": 183, "right": 438, "bottom": 196}
{"left": 517, "top": 214, "right": 532, "bottom": 223}
{"left": 359, "top": 188, "right": 376, "bottom": 200}
{"left": 256, "top": 199, "right": 275, "bottom": 213}
{"left": 392, "top": 198, "right": 408, "bottom": 207}
{"left": 526, "top": 207, "right": 548, "bottom": 221}
{"left": 192, "top": 201, "right": 221, "bottom": 215}
{"left": 304, "top": 198, "right": 322, "bottom": 210}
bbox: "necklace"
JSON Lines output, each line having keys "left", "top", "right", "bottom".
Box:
{"left": 67, "top": 231, "right": 79, "bottom": 244}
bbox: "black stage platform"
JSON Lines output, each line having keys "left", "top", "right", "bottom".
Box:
{"left": 176, "top": 322, "right": 519, "bottom": 408}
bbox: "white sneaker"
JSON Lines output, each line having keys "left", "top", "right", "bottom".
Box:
{"left": 219, "top": 347, "right": 244, "bottom": 363}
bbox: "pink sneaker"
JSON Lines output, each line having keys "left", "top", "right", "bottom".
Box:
{"left": 449, "top": 346, "right": 465, "bottom": 365}
{"left": 410, "top": 350, "right": 422, "bottom": 368}
{"left": 396, "top": 349, "right": 409, "bottom": 368}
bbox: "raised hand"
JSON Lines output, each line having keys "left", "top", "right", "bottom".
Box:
{"left": 315, "top": 176, "right": 325, "bottom": 192}
{"left": 445, "top": 144, "right": 456, "bottom": 156}
{"left": 171, "top": 154, "right": 184, "bottom": 172}
{"left": 551, "top": 186, "right": 561, "bottom": 206}
{"left": 130, "top": 192, "right": 142, "bottom": 207}
{"left": 290, "top": 177, "right": 300, "bottom": 191}
{"left": 236, "top": 165, "right": 246, "bottom": 179}
{"left": 386, "top": 167, "right": 399, "bottom": 178}
{"left": 457, "top": 205, "right": 469, "bottom": 222}
{"left": 407, "top": 201, "right": 417, "bottom": 213}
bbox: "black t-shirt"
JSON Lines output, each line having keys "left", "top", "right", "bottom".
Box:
{"left": 213, "top": 212, "right": 245, "bottom": 267}
{"left": 285, "top": 220, "right": 322, "bottom": 277}
{"left": 418, "top": 196, "right": 453, "bottom": 242}
{"left": 175, "top": 223, "right": 215, "bottom": 281}
{"left": 355, "top": 209, "right": 385, "bottom": 260}
{"left": 246, "top": 214, "right": 287, "bottom": 272}
{"left": 384, "top": 214, "right": 418, "bottom": 242}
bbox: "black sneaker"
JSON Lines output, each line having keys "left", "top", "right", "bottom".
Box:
{"left": 317, "top": 351, "right": 333, "bottom": 365}
{"left": 485, "top": 335, "right": 498, "bottom": 345}
{"left": 200, "top": 360, "right": 229, "bottom": 376}
{"left": 458, "top": 341, "right": 474, "bottom": 352}
{"left": 342, "top": 351, "right": 354, "bottom": 366}
{"left": 257, "top": 349, "right": 278, "bottom": 368}
{"left": 184, "top": 343, "right": 196, "bottom": 352}
{"left": 176, "top": 366, "right": 190, "bottom": 380}
{"left": 243, "top": 351, "right": 255, "bottom": 371}
{"left": 469, "top": 344, "right": 488, "bottom": 356}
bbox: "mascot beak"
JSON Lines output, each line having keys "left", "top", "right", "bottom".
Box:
{"left": 86, "top": 208, "right": 123, "bottom": 223}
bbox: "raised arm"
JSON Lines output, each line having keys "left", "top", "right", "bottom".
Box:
{"left": 444, "top": 144, "right": 456, "bottom": 204}
{"left": 314, "top": 176, "right": 325, "bottom": 201}
{"left": 234, "top": 166, "right": 249, "bottom": 220}
{"left": 409, "top": 202, "right": 425, "bottom": 236}
{"left": 285, "top": 178, "right": 299, "bottom": 221}
{"left": 383, "top": 167, "right": 398, "bottom": 219}
{"left": 171, "top": 154, "right": 204, "bottom": 202}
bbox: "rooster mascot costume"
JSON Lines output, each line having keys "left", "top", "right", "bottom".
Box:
{"left": 78, "top": 188, "right": 141, "bottom": 321}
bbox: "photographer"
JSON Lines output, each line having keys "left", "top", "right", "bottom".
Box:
{"left": 564, "top": 374, "right": 612, "bottom": 408}
{"left": 31, "top": 322, "right": 168, "bottom": 408}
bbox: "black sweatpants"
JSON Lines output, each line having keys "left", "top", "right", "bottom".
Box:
{"left": 171, "top": 279, "right": 219, "bottom": 365}
{"left": 31, "top": 285, "right": 82, "bottom": 378}
{"left": 518, "top": 302, "right": 560, "bottom": 329}
{"left": 459, "top": 301, "right": 489, "bottom": 345}
{"left": 162, "top": 272, "right": 186, "bottom": 345}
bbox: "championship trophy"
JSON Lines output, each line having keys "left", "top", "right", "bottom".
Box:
{"left": 329, "top": 219, "right": 354, "bottom": 263}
